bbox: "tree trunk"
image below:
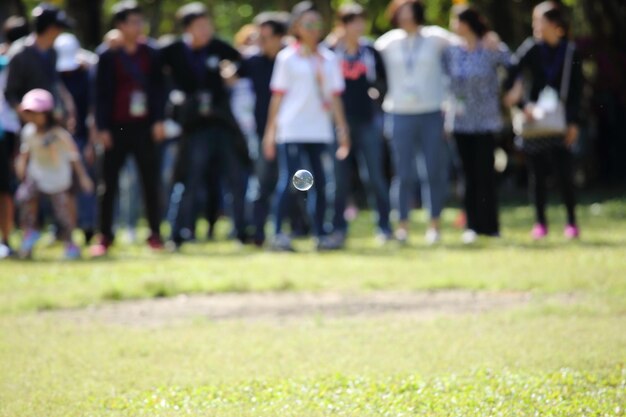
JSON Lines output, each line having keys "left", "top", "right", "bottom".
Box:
{"left": 148, "top": 0, "right": 164, "bottom": 40}
{"left": 65, "top": 0, "right": 104, "bottom": 49}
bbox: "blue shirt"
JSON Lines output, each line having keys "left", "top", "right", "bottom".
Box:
{"left": 443, "top": 43, "right": 510, "bottom": 134}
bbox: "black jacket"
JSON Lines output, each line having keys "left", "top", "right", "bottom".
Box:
{"left": 160, "top": 37, "right": 241, "bottom": 129}
{"left": 161, "top": 37, "right": 250, "bottom": 168}
{"left": 504, "top": 37, "right": 583, "bottom": 124}
{"left": 94, "top": 42, "right": 165, "bottom": 130}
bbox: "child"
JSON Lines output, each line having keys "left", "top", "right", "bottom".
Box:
{"left": 15, "top": 89, "right": 93, "bottom": 259}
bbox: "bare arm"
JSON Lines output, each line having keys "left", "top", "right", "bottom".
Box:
{"left": 14, "top": 152, "right": 29, "bottom": 181}
{"left": 58, "top": 82, "right": 77, "bottom": 134}
{"left": 62, "top": 133, "right": 93, "bottom": 192}
{"left": 71, "top": 159, "right": 94, "bottom": 193}
{"left": 262, "top": 93, "right": 284, "bottom": 161}
{"left": 331, "top": 95, "right": 350, "bottom": 160}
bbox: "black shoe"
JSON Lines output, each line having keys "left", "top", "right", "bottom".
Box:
{"left": 83, "top": 229, "right": 95, "bottom": 245}
{"left": 207, "top": 223, "right": 216, "bottom": 240}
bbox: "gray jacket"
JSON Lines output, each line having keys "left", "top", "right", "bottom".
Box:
{"left": 5, "top": 35, "right": 60, "bottom": 107}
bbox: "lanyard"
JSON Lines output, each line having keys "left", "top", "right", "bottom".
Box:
{"left": 184, "top": 44, "right": 209, "bottom": 88}
{"left": 118, "top": 48, "right": 147, "bottom": 89}
{"left": 404, "top": 33, "right": 423, "bottom": 73}
{"left": 540, "top": 40, "right": 566, "bottom": 85}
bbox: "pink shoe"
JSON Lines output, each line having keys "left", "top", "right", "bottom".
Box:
{"left": 531, "top": 224, "right": 548, "bottom": 240}
{"left": 564, "top": 224, "right": 580, "bottom": 240}
{"left": 90, "top": 236, "right": 111, "bottom": 258}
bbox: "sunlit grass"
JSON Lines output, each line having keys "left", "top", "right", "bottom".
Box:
{"left": 1, "top": 197, "right": 625, "bottom": 313}
{"left": 0, "top": 195, "right": 625, "bottom": 416}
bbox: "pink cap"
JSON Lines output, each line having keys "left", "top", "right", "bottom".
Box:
{"left": 20, "top": 89, "right": 55, "bottom": 113}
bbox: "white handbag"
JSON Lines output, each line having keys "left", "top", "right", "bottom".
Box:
{"left": 512, "top": 42, "right": 574, "bottom": 139}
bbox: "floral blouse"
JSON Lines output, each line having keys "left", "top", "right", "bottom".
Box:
{"left": 443, "top": 42, "right": 510, "bottom": 134}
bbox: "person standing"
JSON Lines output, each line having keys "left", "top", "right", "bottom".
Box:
{"left": 91, "top": 0, "right": 166, "bottom": 256}
{"left": 0, "top": 56, "right": 14, "bottom": 258}
{"left": 329, "top": 3, "right": 392, "bottom": 247}
{"left": 4, "top": 4, "right": 75, "bottom": 126}
{"left": 162, "top": 2, "right": 249, "bottom": 249}
{"left": 263, "top": 1, "right": 350, "bottom": 251}
{"left": 0, "top": 17, "right": 30, "bottom": 257}
{"left": 54, "top": 32, "right": 98, "bottom": 244}
{"left": 238, "top": 12, "right": 289, "bottom": 246}
{"left": 503, "top": 1, "right": 582, "bottom": 240}
{"left": 375, "top": 0, "right": 459, "bottom": 245}
{"left": 14, "top": 89, "right": 93, "bottom": 259}
{"left": 443, "top": 6, "right": 510, "bottom": 243}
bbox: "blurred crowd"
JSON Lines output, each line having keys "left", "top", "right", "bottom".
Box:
{"left": 0, "top": 0, "right": 583, "bottom": 259}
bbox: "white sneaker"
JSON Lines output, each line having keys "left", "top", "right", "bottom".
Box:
{"left": 376, "top": 231, "right": 394, "bottom": 246}
{"left": 0, "top": 244, "right": 9, "bottom": 259}
{"left": 425, "top": 228, "right": 441, "bottom": 246}
{"left": 395, "top": 228, "right": 409, "bottom": 245}
{"left": 462, "top": 229, "right": 478, "bottom": 245}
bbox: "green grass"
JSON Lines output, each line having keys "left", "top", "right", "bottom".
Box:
{"left": 1, "top": 196, "right": 625, "bottom": 314}
{"left": 1, "top": 195, "right": 625, "bottom": 416}
{"left": 1, "top": 310, "right": 625, "bottom": 416}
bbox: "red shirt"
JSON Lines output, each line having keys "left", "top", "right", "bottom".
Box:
{"left": 112, "top": 44, "right": 151, "bottom": 124}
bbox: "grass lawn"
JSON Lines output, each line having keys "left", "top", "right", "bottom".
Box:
{"left": 1, "top": 194, "right": 625, "bottom": 416}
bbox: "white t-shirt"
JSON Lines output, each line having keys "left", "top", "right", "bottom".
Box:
{"left": 270, "top": 44, "right": 345, "bottom": 144}
{"left": 21, "top": 124, "right": 79, "bottom": 194}
{"left": 375, "top": 26, "right": 456, "bottom": 115}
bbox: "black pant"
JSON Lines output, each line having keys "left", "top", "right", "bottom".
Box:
{"left": 525, "top": 139, "right": 577, "bottom": 226}
{"left": 455, "top": 133, "right": 499, "bottom": 236}
{"left": 168, "top": 125, "right": 247, "bottom": 244}
{"left": 0, "top": 132, "right": 17, "bottom": 194}
{"left": 99, "top": 123, "right": 161, "bottom": 242}
{"left": 252, "top": 152, "right": 278, "bottom": 241}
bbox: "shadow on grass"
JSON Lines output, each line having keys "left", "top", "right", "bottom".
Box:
{"left": 4, "top": 236, "right": 624, "bottom": 265}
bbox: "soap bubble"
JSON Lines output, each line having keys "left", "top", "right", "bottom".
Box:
{"left": 292, "top": 169, "right": 314, "bottom": 191}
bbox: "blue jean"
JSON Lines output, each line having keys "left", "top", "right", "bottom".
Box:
{"left": 333, "top": 118, "right": 391, "bottom": 234}
{"left": 76, "top": 139, "right": 97, "bottom": 231}
{"left": 168, "top": 126, "right": 247, "bottom": 243}
{"left": 387, "top": 112, "right": 448, "bottom": 221}
{"left": 274, "top": 143, "right": 328, "bottom": 237}
{"left": 159, "top": 138, "right": 179, "bottom": 220}
{"left": 116, "top": 158, "right": 141, "bottom": 229}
